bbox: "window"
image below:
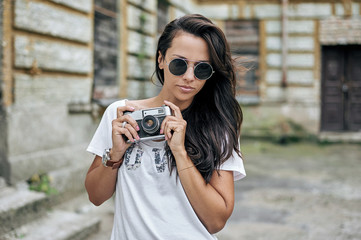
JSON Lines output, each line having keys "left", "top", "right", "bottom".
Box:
{"left": 225, "top": 20, "right": 260, "bottom": 104}
{"left": 93, "top": 0, "right": 118, "bottom": 102}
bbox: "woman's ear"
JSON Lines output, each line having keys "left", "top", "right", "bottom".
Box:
{"left": 158, "top": 51, "right": 164, "bottom": 70}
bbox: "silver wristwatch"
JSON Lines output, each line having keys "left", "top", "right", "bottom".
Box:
{"left": 102, "top": 148, "right": 112, "bottom": 167}
{"left": 102, "top": 148, "right": 123, "bottom": 169}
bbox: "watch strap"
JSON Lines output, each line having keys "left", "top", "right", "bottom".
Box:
{"left": 102, "top": 148, "right": 124, "bottom": 169}
{"left": 105, "top": 158, "right": 123, "bottom": 169}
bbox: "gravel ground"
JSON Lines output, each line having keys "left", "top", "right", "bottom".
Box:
{"left": 74, "top": 140, "right": 361, "bottom": 240}
{"left": 217, "top": 140, "right": 361, "bottom": 240}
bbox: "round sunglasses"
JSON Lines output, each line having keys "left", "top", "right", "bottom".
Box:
{"left": 165, "top": 58, "right": 215, "bottom": 80}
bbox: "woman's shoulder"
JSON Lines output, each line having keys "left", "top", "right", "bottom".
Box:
{"left": 125, "top": 97, "right": 158, "bottom": 110}
{"left": 107, "top": 99, "right": 128, "bottom": 109}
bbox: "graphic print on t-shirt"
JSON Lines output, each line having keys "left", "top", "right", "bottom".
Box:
{"left": 124, "top": 144, "right": 168, "bottom": 173}
{"left": 124, "top": 144, "right": 143, "bottom": 170}
{"left": 152, "top": 148, "right": 168, "bottom": 173}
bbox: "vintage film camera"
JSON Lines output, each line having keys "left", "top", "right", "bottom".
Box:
{"left": 124, "top": 105, "right": 171, "bottom": 142}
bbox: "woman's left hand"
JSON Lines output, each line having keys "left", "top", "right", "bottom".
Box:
{"left": 161, "top": 100, "right": 187, "bottom": 155}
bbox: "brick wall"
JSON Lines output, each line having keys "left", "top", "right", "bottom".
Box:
{"left": 320, "top": 17, "right": 361, "bottom": 45}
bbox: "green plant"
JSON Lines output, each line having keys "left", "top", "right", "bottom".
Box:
{"left": 27, "top": 173, "right": 58, "bottom": 195}
{"left": 139, "top": 13, "right": 147, "bottom": 28}
{"left": 272, "top": 118, "right": 317, "bottom": 145}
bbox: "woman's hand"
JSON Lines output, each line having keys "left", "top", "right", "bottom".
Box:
{"left": 85, "top": 103, "right": 140, "bottom": 206}
{"left": 161, "top": 100, "right": 187, "bottom": 156}
{"left": 111, "top": 105, "right": 140, "bottom": 161}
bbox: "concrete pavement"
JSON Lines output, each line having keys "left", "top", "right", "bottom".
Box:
{"left": 73, "top": 140, "right": 361, "bottom": 240}
{"left": 217, "top": 140, "right": 361, "bottom": 240}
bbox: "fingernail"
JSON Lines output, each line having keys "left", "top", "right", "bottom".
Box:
{"left": 160, "top": 129, "right": 163, "bottom": 134}
{"left": 130, "top": 107, "right": 135, "bottom": 110}
{"left": 136, "top": 125, "right": 140, "bottom": 131}
{"left": 136, "top": 135, "right": 140, "bottom": 140}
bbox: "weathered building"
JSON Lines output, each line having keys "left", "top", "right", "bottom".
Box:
{"left": 0, "top": 0, "right": 360, "bottom": 194}
{"left": 171, "top": 0, "right": 361, "bottom": 142}
{"left": 0, "top": 0, "right": 360, "bottom": 237}
{"left": 93, "top": 0, "right": 361, "bottom": 142}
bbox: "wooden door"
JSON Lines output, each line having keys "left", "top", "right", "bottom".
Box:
{"left": 346, "top": 47, "right": 361, "bottom": 131}
{"left": 321, "top": 45, "right": 361, "bottom": 132}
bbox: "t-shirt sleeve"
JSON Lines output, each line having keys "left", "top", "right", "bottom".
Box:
{"left": 220, "top": 150, "right": 246, "bottom": 181}
{"left": 86, "top": 100, "right": 127, "bottom": 157}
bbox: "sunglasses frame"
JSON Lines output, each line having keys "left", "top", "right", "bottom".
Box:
{"left": 165, "top": 58, "right": 215, "bottom": 80}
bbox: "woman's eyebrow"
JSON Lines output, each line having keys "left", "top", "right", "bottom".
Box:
{"left": 172, "top": 54, "right": 210, "bottom": 62}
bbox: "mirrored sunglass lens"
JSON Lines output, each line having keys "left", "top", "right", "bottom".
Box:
{"left": 194, "top": 63, "right": 213, "bottom": 80}
{"left": 169, "top": 59, "right": 187, "bottom": 76}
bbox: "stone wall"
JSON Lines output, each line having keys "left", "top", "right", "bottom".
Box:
{"left": 1, "top": 0, "right": 94, "bottom": 188}
{"left": 125, "top": 0, "right": 161, "bottom": 99}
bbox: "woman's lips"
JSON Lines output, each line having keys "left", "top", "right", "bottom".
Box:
{"left": 178, "top": 85, "right": 194, "bottom": 93}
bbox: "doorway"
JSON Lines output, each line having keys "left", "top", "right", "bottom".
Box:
{"left": 321, "top": 45, "right": 361, "bottom": 131}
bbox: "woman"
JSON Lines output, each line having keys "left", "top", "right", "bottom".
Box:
{"left": 85, "top": 14, "right": 246, "bottom": 239}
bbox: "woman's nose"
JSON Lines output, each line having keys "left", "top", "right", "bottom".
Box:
{"left": 183, "top": 65, "right": 196, "bottom": 81}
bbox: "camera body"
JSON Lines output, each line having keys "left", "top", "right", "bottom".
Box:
{"left": 124, "top": 105, "right": 171, "bottom": 142}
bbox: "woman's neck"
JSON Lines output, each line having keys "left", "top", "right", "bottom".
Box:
{"left": 154, "top": 92, "right": 193, "bottom": 111}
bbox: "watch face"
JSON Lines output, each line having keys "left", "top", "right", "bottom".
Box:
{"left": 102, "top": 149, "right": 111, "bottom": 167}
{"left": 102, "top": 155, "right": 107, "bottom": 166}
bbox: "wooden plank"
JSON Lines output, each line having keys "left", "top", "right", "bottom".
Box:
{"left": 2, "top": 0, "right": 13, "bottom": 106}
{"left": 119, "top": 0, "right": 128, "bottom": 98}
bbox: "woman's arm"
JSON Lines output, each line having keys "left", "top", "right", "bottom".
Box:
{"left": 162, "top": 100, "right": 235, "bottom": 234}
{"left": 85, "top": 155, "right": 119, "bottom": 206}
{"left": 175, "top": 152, "right": 235, "bottom": 234}
{"left": 85, "top": 105, "right": 139, "bottom": 206}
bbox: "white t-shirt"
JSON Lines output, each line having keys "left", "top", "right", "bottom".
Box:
{"left": 87, "top": 100, "right": 246, "bottom": 240}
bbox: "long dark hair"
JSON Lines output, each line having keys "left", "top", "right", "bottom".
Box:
{"left": 156, "top": 14, "right": 243, "bottom": 183}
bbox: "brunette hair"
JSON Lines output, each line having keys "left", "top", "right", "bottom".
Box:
{"left": 156, "top": 14, "right": 243, "bottom": 183}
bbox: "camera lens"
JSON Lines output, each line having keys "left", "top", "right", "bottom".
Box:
{"left": 141, "top": 115, "right": 159, "bottom": 134}
{"left": 145, "top": 119, "right": 154, "bottom": 127}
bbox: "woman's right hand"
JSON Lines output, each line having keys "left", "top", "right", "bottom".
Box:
{"left": 111, "top": 105, "right": 140, "bottom": 161}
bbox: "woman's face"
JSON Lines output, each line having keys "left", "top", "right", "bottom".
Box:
{"left": 158, "top": 31, "right": 210, "bottom": 107}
